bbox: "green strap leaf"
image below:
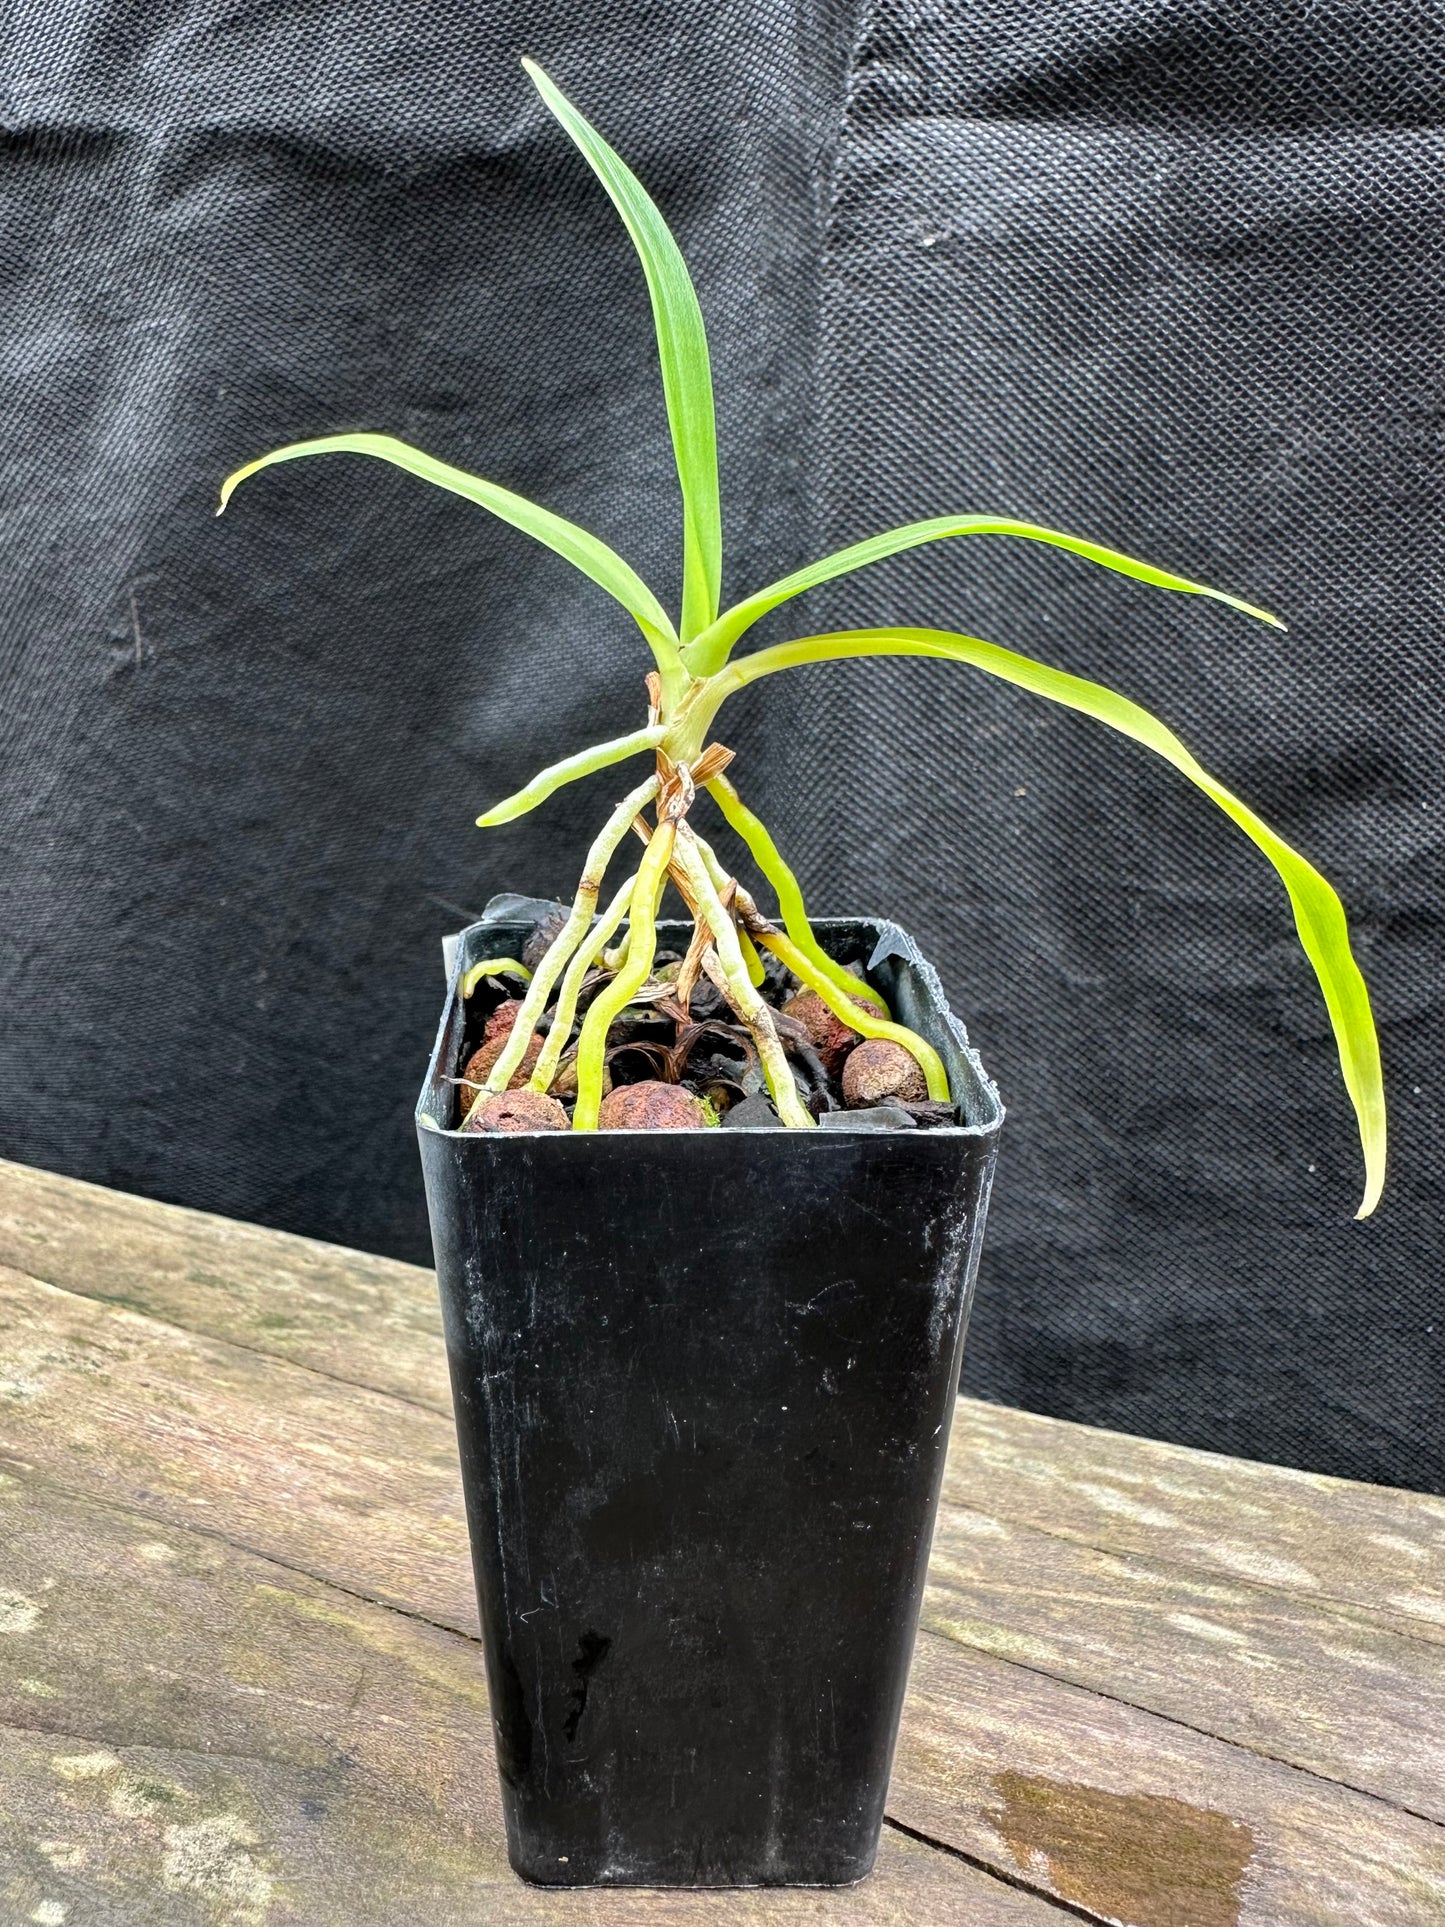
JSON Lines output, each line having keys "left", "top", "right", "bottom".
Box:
{"left": 524, "top": 59, "right": 722, "bottom": 644}
{"left": 475, "top": 725, "right": 666, "bottom": 828}
{"left": 218, "top": 432, "right": 682, "bottom": 679}
{"left": 683, "top": 515, "right": 1284, "bottom": 676}
{"left": 714, "top": 627, "right": 1384, "bottom": 1218}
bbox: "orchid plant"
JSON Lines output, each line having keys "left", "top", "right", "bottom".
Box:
{"left": 220, "top": 59, "right": 1385, "bottom": 1214}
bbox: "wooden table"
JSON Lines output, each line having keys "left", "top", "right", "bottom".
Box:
{"left": 0, "top": 1158, "right": 1441, "bottom": 1925}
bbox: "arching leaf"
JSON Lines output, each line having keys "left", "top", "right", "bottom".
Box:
{"left": 219, "top": 432, "right": 681, "bottom": 678}
{"left": 683, "top": 515, "right": 1283, "bottom": 676}
{"left": 710, "top": 627, "right": 1384, "bottom": 1217}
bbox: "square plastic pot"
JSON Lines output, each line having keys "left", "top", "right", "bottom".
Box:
{"left": 416, "top": 904, "right": 1002, "bottom": 1888}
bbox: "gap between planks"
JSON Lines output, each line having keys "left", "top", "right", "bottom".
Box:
{"left": 881, "top": 1819, "right": 1106, "bottom": 1926}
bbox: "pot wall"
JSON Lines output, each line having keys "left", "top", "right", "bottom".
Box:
{"left": 417, "top": 911, "right": 1002, "bottom": 1886}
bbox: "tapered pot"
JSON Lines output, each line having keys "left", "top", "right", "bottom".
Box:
{"left": 416, "top": 902, "right": 1002, "bottom": 1888}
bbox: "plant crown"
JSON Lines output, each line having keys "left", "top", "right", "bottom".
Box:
{"left": 220, "top": 59, "right": 1385, "bottom": 1215}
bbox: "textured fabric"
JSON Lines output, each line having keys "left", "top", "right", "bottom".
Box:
{"left": 0, "top": 0, "right": 853, "bottom": 1231}
{"left": 2, "top": 2, "right": 1439, "bottom": 1489}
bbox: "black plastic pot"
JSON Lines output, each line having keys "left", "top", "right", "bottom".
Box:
{"left": 416, "top": 904, "right": 1002, "bottom": 1888}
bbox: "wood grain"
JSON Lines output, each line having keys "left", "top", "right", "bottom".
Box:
{"left": 3, "top": 1157, "right": 1443, "bottom": 1924}
{"left": 891, "top": 1631, "right": 1445, "bottom": 1926}
{"left": 948, "top": 1400, "right": 1445, "bottom": 1641}
{"left": 0, "top": 1262, "right": 478, "bottom": 1635}
{"left": 922, "top": 1499, "right": 1445, "bottom": 1817}
{"left": 0, "top": 1157, "right": 448, "bottom": 1412}
{"left": 0, "top": 1467, "right": 1061, "bottom": 1925}
{"left": 6, "top": 1160, "right": 1439, "bottom": 1632}
{"left": 4, "top": 1254, "right": 1440, "bottom": 1821}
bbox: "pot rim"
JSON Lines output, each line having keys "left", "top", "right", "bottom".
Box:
{"left": 418, "top": 902, "right": 1003, "bottom": 1142}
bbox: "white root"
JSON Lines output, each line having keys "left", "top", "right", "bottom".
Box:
{"left": 467, "top": 773, "right": 659, "bottom": 1118}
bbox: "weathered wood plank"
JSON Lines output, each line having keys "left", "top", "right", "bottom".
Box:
{"left": 5, "top": 1256, "right": 1444, "bottom": 1820}
{"left": 0, "top": 1467, "right": 1057, "bottom": 1925}
{"left": 6, "top": 1244, "right": 1440, "bottom": 1798}
{"left": 5, "top": 1426, "right": 1442, "bottom": 1926}
{"left": 0, "top": 1261, "right": 478, "bottom": 1633}
{"left": 6, "top": 1159, "right": 1445, "bottom": 1921}
{"left": 890, "top": 1634, "right": 1445, "bottom": 1927}
{"left": 948, "top": 1401, "right": 1445, "bottom": 1640}
{"left": 921, "top": 1499, "right": 1445, "bottom": 1819}
{"left": 8, "top": 1156, "right": 1442, "bottom": 1635}
{"left": 0, "top": 1157, "right": 448, "bottom": 1413}
{"left": 6, "top": 1158, "right": 1441, "bottom": 1655}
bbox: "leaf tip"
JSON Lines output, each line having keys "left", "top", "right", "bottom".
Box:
{"left": 217, "top": 459, "right": 262, "bottom": 515}
{"left": 519, "top": 55, "right": 552, "bottom": 97}
{"left": 1354, "top": 1167, "right": 1386, "bottom": 1220}
{"left": 1209, "top": 584, "right": 1287, "bottom": 631}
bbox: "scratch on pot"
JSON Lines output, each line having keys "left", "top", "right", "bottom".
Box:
{"left": 511, "top": 1421, "right": 532, "bottom": 1589}
{"left": 796, "top": 1279, "right": 851, "bottom": 1317}
{"left": 928, "top": 1200, "right": 975, "bottom": 1357}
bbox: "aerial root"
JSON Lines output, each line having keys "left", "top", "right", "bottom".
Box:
{"left": 465, "top": 772, "right": 660, "bottom": 1120}
{"left": 571, "top": 822, "right": 676, "bottom": 1129}
{"left": 464, "top": 747, "right": 946, "bottom": 1130}
{"left": 529, "top": 869, "right": 639, "bottom": 1095}
{"left": 670, "top": 827, "right": 814, "bottom": 1129}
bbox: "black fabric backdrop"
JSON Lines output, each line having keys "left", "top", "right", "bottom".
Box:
{"left": 3, "top": 2, "right": 1440, "bottom": 1490}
